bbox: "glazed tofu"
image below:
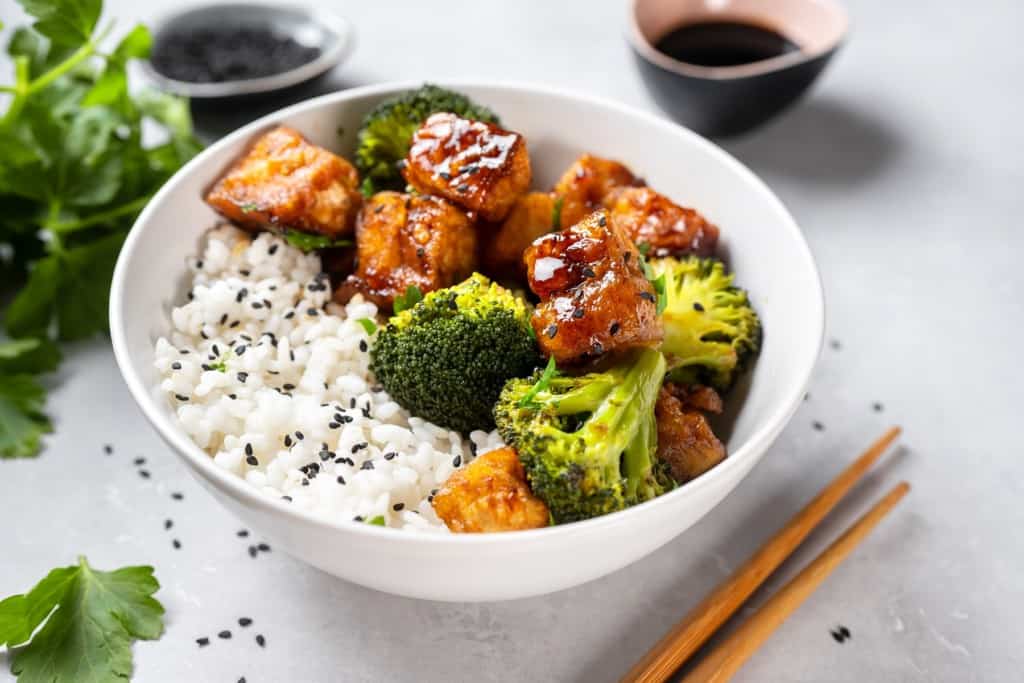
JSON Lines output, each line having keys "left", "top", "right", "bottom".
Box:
{"left": 205, "top": 126, "right": 361, "bottom": 239}
{"left": 524, "top": 210, "right": 662, "bottom": 364}
{"left": 553, "top": 154, "right": 643, "bottom": 227}
{"left": 655, "top": 384, "right": 726, "bottom": 483}
{"left": 337, "top": 192, "right": 477, "bottom": 311}
{"left": 605, "top": 187, "right": 719, "bottom": 257}
{"left": 481, "top": 192, "right": 557, "bottom": 281}
{"left": 432, "top": 447, "right": 550, "bottom": 533}
{"left": 402, "top": 113, "right": 531, "bottom": 221}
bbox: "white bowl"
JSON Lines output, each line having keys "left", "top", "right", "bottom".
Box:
{"left": 110, "top": 81, "right": 823, "bottom": 602}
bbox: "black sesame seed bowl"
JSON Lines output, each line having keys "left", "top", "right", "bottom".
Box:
{"left": 143, "top": 3, "right": 355, "bottom": 98}
{"left": 110, "top": 82, "right": 823, "bottom": 601}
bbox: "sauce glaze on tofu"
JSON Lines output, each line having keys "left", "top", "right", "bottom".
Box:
{"left": 205, "top": 126, "right": 361, "bottom": 238}
{"left": 525, "top": 210, "right": 663, "bottom": 364}
{"left": 337, "top": 192, "right": 477, "bottom": 311}
{"left": 604, "top": 187, "right": 719, "bottom": 257}
{"left": 402, "top": 113, "right": 531, "bottom": 222}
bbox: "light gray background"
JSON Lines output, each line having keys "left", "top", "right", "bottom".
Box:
{"left": 2, "top": 0, "right": 1021, "bottom": 681}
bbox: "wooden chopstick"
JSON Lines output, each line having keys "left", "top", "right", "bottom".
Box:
{"left": 680, "top": 482, "right": 910, "bottom": 682}
{"left": 621, "top": 426, "right": 902, "bottom": 683}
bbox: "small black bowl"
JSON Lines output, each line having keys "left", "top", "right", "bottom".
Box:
{"left": 627, "top": 0, "right": 848, "bottom": 138}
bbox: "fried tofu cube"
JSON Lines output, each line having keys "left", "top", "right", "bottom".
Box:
{"left": 432, "top": 447, "right": 550, "bottom": 533}
{"left": 553, "top": 154, "right": 643, "bottom": 227}
{"left": 655, "top": 385, "right": 726, "bottom": 483}
{"left": 525, "top": 210, "right": 663, "bottom": 364}
{"left": 336, "top": 192, "right": 477, "bottom": 311}
{"left": 481, "top": 192, "right": 557, "bottom": 281}
{"left": 205, "top": 126, "right": 361, "bottom": 238}
{"left": 605, "top": 187, "right": 719, "bottom": 257}
{"left": 403, "top": 113, "right": 531, "bottom": 221}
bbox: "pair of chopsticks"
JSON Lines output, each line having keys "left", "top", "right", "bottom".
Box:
{"left": 622, "top": 426, "right": 907, "bottom": 683}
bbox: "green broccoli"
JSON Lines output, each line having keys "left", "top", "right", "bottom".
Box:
{"left": 494, "top": 347, "right": 671, "bottom": 524}
{"left": 648, "top": 256, "right": 761, "bottom": 391}
{"left": 354, "top": 84, "right": 501, "bottom": 193}
{"left": 370, "top": 274, "right": 541, "bottom": 433}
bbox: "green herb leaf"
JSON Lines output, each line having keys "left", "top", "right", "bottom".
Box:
{"left": 392, "top": 285, "right": 423, "bottom": 314}
{"left": 551, "top": 196, "right": 564, "bottom": 231}
{"left": 360, "top": 176, "right": 375, "bottom": 198}
{"left": 366, "top": 515, "right": 386, "bottom": 526}
{"left": 652, "top": 273, "right": 667, "bottom": 316}
{"left": 0, "top": 337, "right": 61, "bottom": 374}
{"left": 283, "top": 230, "right": 353, "bottom": 252}
{"left": 15, "top": 0, "right": 102, "bottom": 46}
{"left": 356, "top": 318, "right": 378, "bottom": 335}
{"left": 518, "top": 356, "right": 558, "bottom": 408}
{"left": 0, "top": 556, "right": 164, "bottom": 682}
{"left": 0, "top": 373, "right": 52, "bottom": 459}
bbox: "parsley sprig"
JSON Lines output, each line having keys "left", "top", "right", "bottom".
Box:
{"left": 0, "top": 0, "right": 202, "bottom": 457}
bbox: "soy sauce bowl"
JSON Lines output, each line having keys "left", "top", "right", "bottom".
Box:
{"left": 143, "top": 3, "right": 355, "bottom": 99}
{"left": 628, "top": 0, "right": 848, "bottom": 137}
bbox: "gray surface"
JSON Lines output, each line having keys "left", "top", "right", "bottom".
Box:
{"left": 1, "top": 0, "right": 1021, "bottom": 681}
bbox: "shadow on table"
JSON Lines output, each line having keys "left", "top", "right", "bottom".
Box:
{"left": 572, "top": 441, "right": 916, "bottom": 682}
{"left": 189, "top": 73, "right": 371, "bottom": 141}
{"left": 720, "top": 96, "right": 904, "bottom": 186}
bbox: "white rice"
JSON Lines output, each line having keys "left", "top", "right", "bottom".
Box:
{"left": 154, "top": 225, "right": 504, "bottom": 531}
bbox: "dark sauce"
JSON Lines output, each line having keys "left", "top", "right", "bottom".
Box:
{"left": 151, "top": 26, "right": 321, "bottom": 83}
{"left": 654, "top": 21, "right": 799, "bottom": 67}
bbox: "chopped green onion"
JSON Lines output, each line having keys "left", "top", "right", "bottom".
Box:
{"left": 284, "top": 230, "right": 353, "bottom": 252}
{"left": 551, "top": 196, "right": 564, "bottom": 231}
{"left": 356, "top": 317, "right": 378, "bottom": 335}
{"left": 367, "top": 515, "right": 386, "bottom": 526}
{"left": 519, "top": 356, "right": 558, "bottom": 408}
{"left": 393, "top": 285, "right": 423, "bottom": 314}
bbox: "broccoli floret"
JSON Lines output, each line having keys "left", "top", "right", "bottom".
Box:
{"left": 648, "top": 256, "right": 761, "bottom": 391}
{"left": 494, "top": 348, "right": 671, "bottom": 524}
{"left": 370, "top": 274, "right": 541, "bottom": 433}
{"left": 354, "top": 84, "right": 501, "bottom": 193}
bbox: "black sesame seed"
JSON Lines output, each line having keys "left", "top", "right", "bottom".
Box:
{"left": 283, "top": 383, "right": 296, "bottom": 391}
{"left": 284, "top": 310, "right": 295, "bottom": 319}
{"left": 873, "top": 402, "right": 884, "bottom": 412}
{"left": 171, "top": 362, "right": 182, "bottom": 370}
{"left": 360, "top": 460, "right": 374, "bottom": 470}
{"left": 239, "top": 269, "right": 250, "bottom": 277}
{"left": 453, "top": 455, "right": 462, "bottom": 467}
{"left": 134, "top": 457, "right": 146, "bottom": 466}
{"left": 262, "top": 299, "right": 272, "bottom": 308}
{"left": 228, "top": 393, "right": 237, "bottom": 400}
{"left": 164, "top": 519, "right": 173, "bottom": 530}
{"left": 245, "top": 443, "right": 253, "bottom": 456}
{"left": 353, "top": 515, "right": 364, "bottom": 522}
{"left": 172, "top": 492, "right": 184, "bottom": 500}
{"left": 239, "top": 678, "right": 246, "bottom": 683}
{"left": 359, "top": 339, "right": 368, "bottom": 352}
{"left": 284, "top": 435, "right": 292, "bottom": 447}
{"left": 350, "top": 397, "right": 357, "bottom": 409}
{"left": 301, "top": 478, "right": 309, "bottom": 486}
{"left": 623, "top": 251, "right": 632, "bottom": 263}
{"left": 582, "top": 267, "right": 596, "bottom": 278}
{"left": 218, "top": 630, "right": 231, "bottom": 639}
{"left": 239, "top": 617, "right": 253, "bottom": 627}
{"left": 237, "top": 529, "right": 249, "bottom": 537}
{"left": 609, "top": 322, "right": 621, "bottom": 335}
{"left": 235, "top": 345, "right": 246, "bottom": 356}
{"left": 257, "top": 543, "right": 270, "bottom": 552}
{"left": 172, "top": 539, "right": 181, "bottom": 549}
{"left": 175, "top": 394, "right": 190, "bottom": 401}
{"left": 592, "top": 341, "right": 604, "bottom": 354}
{"left": 139, "top": 470, "right": 151, "bottom": 479}
{"left": 281, "top": 495, "right": 292, "bottom": 502}
{"left": 307, "top": 308, "right": 318, "bottom": 316}
{"left": 269, "top": 243, "right": 279, "bottom": 255}
{"left": 328, "top": 422, "right": 340, "bottom": 429}
{"left": 103, "top": 444, "right": 113, "bottom": 454}
{"left": 830, "top": 339, "right": 842, "bottom": 350}
{"left": 457, "top": 184, "right": 469, "bottom": 192}
{"left": 251, "top": 301, "right": 263, "bottom": 309}
{"left": 812, "top": 421, "right": 825, "bottom": 431}
{"left": 639, "top": 291, "right": 656, "bottom": 302}
{"left": 831, "top": 630, "right": 843, "bottom": 643}
{"left": 469, "top": 441, "right": 478, "bottom": 456}
{"left": 196, "top": 637, "right": 209, "bottom": 647}
{"left": 246, "top": 455, "right": 258, "bottom": 466}
{"left": 256, "top": 634, "right": 266, "bottom": 647}
{"left": 384, "top": 452, "right": 397, "bottom": 460}
{"left": 337, "top": 475, "right": 346, "bottom": 484}
{"left": 546, "top": 324, "right": 558, "bottom": 339}
{"left": 289, "top": 349, "right": 295, "bottom": 362}
{"left": 196, "top": 260, "right": 204, "bottom": 269}
{"left": 439, "top": 171, "right": 451, "bottom": 180}
{"left": 248, "top": 545, "right": 258, "bottom": 558}
{"left": 219, "top": 313, "right": 228, "bottom": 325}
{"left": 352, "top": 442, "right": 368, "bottom": 453}
{"left": 572, "top": 308, "right": 584, "bottom": 319}
{"left": 294, "top": 430, "right": 304, "bottom": 440}
{"left": 693, "top": 302, "right": 705, "bottom": 312}
{"left": 393, "top": 502, "right": 405, "bottom": 511}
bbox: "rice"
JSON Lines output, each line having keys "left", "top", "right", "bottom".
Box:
{"left": 154, "top": 225, "right": 504, "bottom": 531}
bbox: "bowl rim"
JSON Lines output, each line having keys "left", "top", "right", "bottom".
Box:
{"left": 141, "top": 1, "right": 356, "bottom": 98}
{"left": 625, "top": 0, "right": 849, "bottom": 81}
{"left": 110, "top": 79, "right": 825, "bottom": 546}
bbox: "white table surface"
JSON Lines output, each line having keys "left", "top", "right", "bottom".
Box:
{"left": 2, "top": 0, "right": 1021, "bottom": 681}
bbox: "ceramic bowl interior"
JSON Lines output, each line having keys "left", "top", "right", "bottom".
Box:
{"left": 143, "top": 2, "right": 354, "bottom": 98}
{"left": 110, "top": 82, "right": 823, "bottom": 601}
{"left": 629, "top": 0, "right": 848, "bottom": 80}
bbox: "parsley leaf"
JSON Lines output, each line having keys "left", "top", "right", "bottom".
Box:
{"left": 0, "top": 373, "right": 51, "bottom": 459}
{"left": 392, "top": 285, "right": 423, "bottom": 314}
{"left": 283, "top": 230, "right": 353, "bottom": 252}
{"left": 15, "top": 0, "right": 102, "bottom": 46}
{"left": 0, "top": 556, "right": 164, "bottom": 682}
{"left": 519, "top": 356, "right": 558, "bottom": 408}
{"left": 356, "top": 317, "right": 378, "bottom": 335}
{"left": 636, "top": 243, "right": 667, "bottom": 316}
{"left": 551, "top": 196, "right": 564, "bottom": 231}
